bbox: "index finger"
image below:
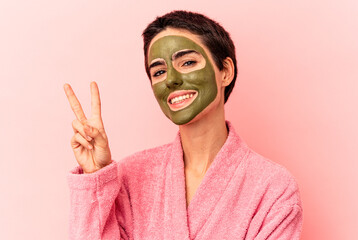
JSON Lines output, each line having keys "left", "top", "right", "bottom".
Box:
{"left": 63, "top": 83, "right": 87, "bottom": 122}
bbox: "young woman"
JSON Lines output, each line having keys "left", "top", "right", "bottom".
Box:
{"left": 64, "top": 11, "right": 303, "bottom": 240}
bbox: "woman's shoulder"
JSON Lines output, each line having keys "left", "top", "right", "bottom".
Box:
{"left": 245, "top": 149, "right": 294, "bottom": 178}
{"left": 243, "top": 148, "right": 302, "bottom": 205}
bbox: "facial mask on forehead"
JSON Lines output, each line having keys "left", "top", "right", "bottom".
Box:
{"left": 149, "top": 35, "right": 217, "bottom": 125}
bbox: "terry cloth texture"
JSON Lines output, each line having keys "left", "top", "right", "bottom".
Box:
{"left": 68, "top": 121, "right": 303, "bottom": 239}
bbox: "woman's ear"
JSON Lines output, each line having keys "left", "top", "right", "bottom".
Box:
{"left": 221, "top": 57, "right": 235, "bottom": 87}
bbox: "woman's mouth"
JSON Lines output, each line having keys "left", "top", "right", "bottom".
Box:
{"left": 167, "top": 90, "right": 198, "bottom": 111}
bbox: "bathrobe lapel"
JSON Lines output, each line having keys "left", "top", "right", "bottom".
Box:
{"left": 168, "top": 121, "right": 249, "bottom": 239}
{"left": 166, "top": 131, "right": 191, "bottom": 239}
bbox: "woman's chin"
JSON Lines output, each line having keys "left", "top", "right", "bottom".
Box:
{"left": 169, "top": 109, "right": 206, "bottom": 126}
{"left": 170, "top": 115, "right": 196, "bottom": 126}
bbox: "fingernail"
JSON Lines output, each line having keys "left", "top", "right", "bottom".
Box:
{"left": 87, "top": 136, "right": 92, "bottom": 141}
{"left": 88, "top": 144, "right": 93, "bottom": 149}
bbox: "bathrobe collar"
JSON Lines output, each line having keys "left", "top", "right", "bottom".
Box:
{"left": 168, "top": 120, "right": 249, "bottom": 239}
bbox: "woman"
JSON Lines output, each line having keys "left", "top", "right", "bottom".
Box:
{"left": 64, "top": 11, "right": 303, "bottom": 239}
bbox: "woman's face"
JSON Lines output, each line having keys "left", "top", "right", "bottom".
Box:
{"left": 147, "top": 28, "right": 221, "bottom": 125}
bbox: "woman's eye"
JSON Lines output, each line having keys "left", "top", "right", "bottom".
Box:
{"left": 153, "top": 70, "right": 166, "bottom": 77}
{"left": 182, "top": 60, "right": 196, "bottom": 66}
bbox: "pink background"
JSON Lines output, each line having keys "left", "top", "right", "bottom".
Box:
{"left": 1, "top": 0, "right": 357, "bottom": 239}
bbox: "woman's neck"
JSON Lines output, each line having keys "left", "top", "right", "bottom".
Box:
{"left": 179, "top": 106, "right": 228, "bottom": 177}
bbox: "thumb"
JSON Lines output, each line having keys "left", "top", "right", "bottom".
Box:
{"left": 83, "top": 124, "right": 108, "bottom": 147}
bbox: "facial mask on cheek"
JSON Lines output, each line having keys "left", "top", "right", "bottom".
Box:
{"left": 149, "top": 35, "right": 217, "bottom": 125}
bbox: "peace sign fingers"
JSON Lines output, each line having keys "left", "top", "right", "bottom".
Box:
{"left": 63, "top": 83, "right": 87, "bottom": 123}
{"left": 64, "top": 82, "right": 112, "bottom": 174}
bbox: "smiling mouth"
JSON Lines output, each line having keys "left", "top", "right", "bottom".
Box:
{"left": 167, "top": 90, "right": 198, "bottom": 111}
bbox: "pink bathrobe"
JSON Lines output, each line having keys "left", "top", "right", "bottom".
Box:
{"left": 68, "top": 121, "right": 303, "bottom": 239}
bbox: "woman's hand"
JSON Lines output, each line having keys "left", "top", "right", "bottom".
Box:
{"left": 64, "top": 81, "right": 112, "bottom": 174}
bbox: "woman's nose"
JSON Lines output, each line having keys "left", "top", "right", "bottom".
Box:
{"left": 165, "top": 69, "right": 183, "bottom": 89}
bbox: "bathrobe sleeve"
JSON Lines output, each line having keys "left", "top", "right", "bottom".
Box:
{"left": 67, "top": 160, "right": 132, "bottom": 240}
{"left": 254, "top": 171, "right": 303, "bottom": 240}
{"left": 255, "top": 203, "right": 303, "bottom": 240}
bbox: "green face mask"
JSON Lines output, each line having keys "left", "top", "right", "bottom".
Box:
{"left": 148, "top": 35, "right": 218, "bottom": 125}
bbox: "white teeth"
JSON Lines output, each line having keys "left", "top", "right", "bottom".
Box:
{"left": 170, "top": 93, "right": 195, "bottom": 104}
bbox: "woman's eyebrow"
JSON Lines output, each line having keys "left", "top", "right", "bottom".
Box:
{"left": 172, "top": 50, "right": 200, "bottom": 61}
{"left": 149, "top": 60, "right": 166, "bottom": 70}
